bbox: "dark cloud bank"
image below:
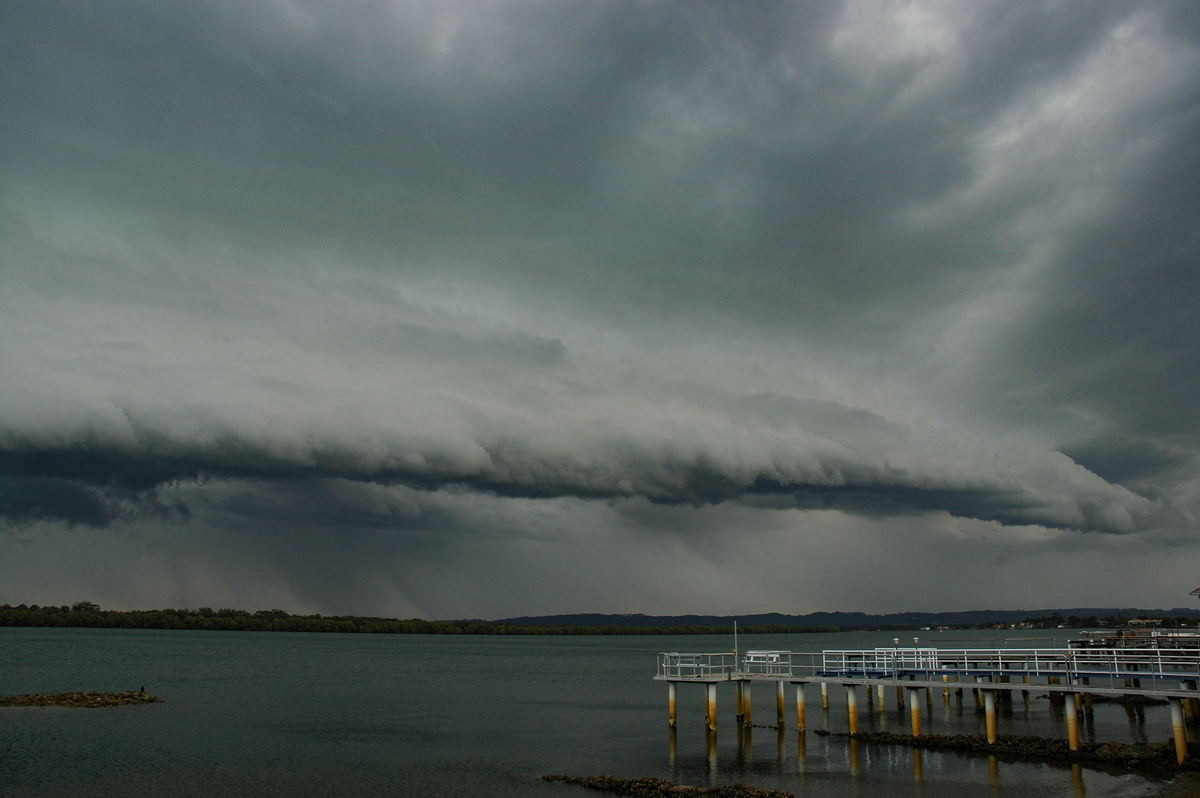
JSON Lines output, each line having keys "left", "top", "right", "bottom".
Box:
{"left": 1, "top": 1, "right": 1198, "bottom": 617}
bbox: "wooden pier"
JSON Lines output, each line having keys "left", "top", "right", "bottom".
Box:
{"left": 656, "top": 646, "right": 1200, "bottom": 763}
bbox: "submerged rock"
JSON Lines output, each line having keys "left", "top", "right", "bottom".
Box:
{"left": 542, "top": 774, "right": 792, "bottom": 797}
{"left": 813, "top": 729, "right": 1193, "bottom": 775}
{"left": 0, "top": 691, "right": 164, "bottom": 708}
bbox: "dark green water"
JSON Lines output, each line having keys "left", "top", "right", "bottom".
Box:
{"left": 0, "top": 628, "right": 1168, "bottom": 796}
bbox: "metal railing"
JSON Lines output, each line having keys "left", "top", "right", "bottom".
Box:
{"left": 657, "top": 651, "right": 737, "bottom": 680}
{"left": 657, "top": 647, "right": 1200, "bottom": 690}
{"left": 817, "top": 647, "right": 1200, "bottom": 688}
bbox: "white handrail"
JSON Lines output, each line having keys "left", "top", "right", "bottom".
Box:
{"left": 656, "top": 647, "right": 1200, "bottom": 687}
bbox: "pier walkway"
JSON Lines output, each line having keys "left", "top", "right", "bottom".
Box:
{"left": 655, "top": 646, "right": 1200, "bottom": 763}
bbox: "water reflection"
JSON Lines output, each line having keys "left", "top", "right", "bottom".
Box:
{"left": 1070, "top": 763, "right": 1085, "bottom": 798}
{"left": 736, "top": 723, "right": 752, "bottom": 766}
{"left": 1124, "top": 703, "right": 1148, "bottom": 743}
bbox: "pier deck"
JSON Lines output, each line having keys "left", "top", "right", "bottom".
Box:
{"left": 655, "top": 646, "right": 1200, "bottom": 763}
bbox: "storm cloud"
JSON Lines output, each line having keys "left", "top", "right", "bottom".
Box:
{"left": 2, "top": 1, "right": 1198, "bottom": 617}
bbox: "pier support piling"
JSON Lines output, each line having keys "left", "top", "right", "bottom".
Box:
{"left": 1065, "top": 693, "right": 1080, "bottom": 751}
{"left": 795, "top": 683, "right": 806, "bottom": 732}
{"left": 907, "top": 687, "right": 922, "bottom": 737}
{"left": 705, "top": 683, "right": 718, "bottom": 732}
{"left": 846, "top": 684, "right": 859, "bottom": 735}
{"left": 776, "top": 681, "right": 785, "bottom": 728}
{"left": 668, "top": 682, "right": 677, "bottom": 727}
{"left": 983, "top": 690, "right": 997, "bottom": 744}
{"left": 1170, "top": 698, "right": 1188, "bottom": 765}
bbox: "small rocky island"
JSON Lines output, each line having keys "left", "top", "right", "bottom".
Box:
{"left": 0, "top": 691, "right": 163, "bottom": 708}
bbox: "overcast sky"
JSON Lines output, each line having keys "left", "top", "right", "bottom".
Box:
{"left": 2, "top": 1, "right": 1199, "bottom": 619}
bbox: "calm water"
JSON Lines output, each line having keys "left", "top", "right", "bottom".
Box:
{"left": 0, "top": 628, "right": 1172, "bottom": 797}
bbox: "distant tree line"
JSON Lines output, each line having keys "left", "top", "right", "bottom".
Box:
{"left": 0, "top": 602, "right": 839, "bottom": 635}
{"left": 4, "top": 602, "right": 1196, "bottom": 635}
{"left": 1015, "top": 613, "right": 1200, "bottom": 630}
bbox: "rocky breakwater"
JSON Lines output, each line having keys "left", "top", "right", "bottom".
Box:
{"left": 542, "top": 775, "right": 792, "bottom": 797}
{"left": 0, "top": 691, "right": 164, "bottom": 708}
{"left": 815, "top": 729, "right": 1194, "bottom": 776}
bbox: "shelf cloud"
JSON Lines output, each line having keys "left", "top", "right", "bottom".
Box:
{"left": 2, "top": 1, "right": 1198, "bottom": 617}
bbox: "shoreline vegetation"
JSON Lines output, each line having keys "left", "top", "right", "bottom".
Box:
{"left": 0, "top": 603, "right": 836, "bottom": 635}
{"left": 5, "top": 602, "right": 1199, "bottom": 635}
{"left": 0, "top": 691, "right": 163, "bottom": 708}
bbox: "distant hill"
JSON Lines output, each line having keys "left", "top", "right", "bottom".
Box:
{"left": 494, "top": 608, "right": 1200, "bottom": 629}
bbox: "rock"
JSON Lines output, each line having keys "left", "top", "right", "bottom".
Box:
{"left": 542, "top": 774, "right": 793, "bottom": 797}
{"left": 0, "top": 691, "right": 164, "bottom": 708}
{"left": 812, "top": 729, "right": 1194, "bottom": 775}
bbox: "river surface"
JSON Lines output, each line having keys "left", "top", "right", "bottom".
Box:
{"left": 0, "top": 627, "right": 1174, "bottom": 797}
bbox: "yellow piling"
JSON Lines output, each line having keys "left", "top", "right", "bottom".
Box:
{"left": 983, "top": 690, "right": 997, "bottom": 743}
{"left": 706, "top": 683, "right": 718, "bottom": 732}
{"left": 846, "top": 685, "right": 859, "bottom": 735}
{"left": 907, "top": 687, "right": 922, "bottom": 737}
{"left": 795, "top": 683, "right": 806, "bottom": 731}
{"left": 668, "top": 682, "right": 677, "bottom": 727}
{"left": 1065, "top": 692, "right": 1080, "bottom": 751}
{"left": 776, "top": 681, "right": 785, "bottom": 728}
{"left": 1170, "top": 698, "right": 1188, "bottom": 765}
